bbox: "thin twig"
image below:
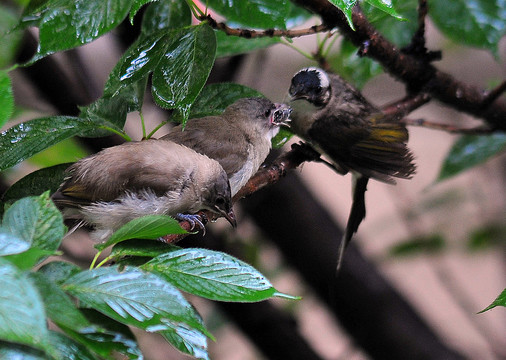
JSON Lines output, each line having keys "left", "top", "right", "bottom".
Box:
{"left": 381, "top": 93, "right": 431, "bottom": 118}
{"left": 200, "top": 14, "right": 331, "bottom": 39}
{"left": 402, "top": 118, "right": 494, "bottom": 134}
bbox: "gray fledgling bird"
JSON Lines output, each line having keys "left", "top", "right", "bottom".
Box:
{"left": 288, "top": 67, "right": 416, "bottom": 271}
{"left": 163, "top": 97, "right": 291, "bottom": 196}
{"left": 52, "top": 139, "right": 236, "bottom": 241}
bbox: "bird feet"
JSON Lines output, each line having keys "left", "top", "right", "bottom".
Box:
{"left": 175, "top": 213, "right": 207, "bottom": 235}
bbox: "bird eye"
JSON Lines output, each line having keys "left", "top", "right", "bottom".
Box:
{"left": 264, "top": 109, "right": 271, "bottom": 118}
{"left": 316, "top": 86, "right": 322, "bottom": 93}
{"left": 215, "top": 196, "right": 225, "bottom": 205}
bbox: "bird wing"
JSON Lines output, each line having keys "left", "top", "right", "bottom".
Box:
{"left": 52, "top": 141, "right": 195, "bottom": 207}
{"left": 163, "top": 117, "right": 249, "bottom": 177}
{"left": 308, "top": 113, "right": 415, "bottom": 183}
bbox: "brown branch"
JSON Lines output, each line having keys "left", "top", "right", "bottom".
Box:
{"left": 160, "top": 144, "right": 313, "bottom": 244}
{"left": 402, "top": 118, "right": 494, "bottom": 134}
{"left": 381, "top": 93, "right": 431, "bottom": 118}
{"left": 200, "top": 14, "right": 331, "bottom": 38}
{"left": 289, "top": 0, "right": 506, "bottom": 131}
{"left": 481, "top": 80, "right": 506, "bottom": 109}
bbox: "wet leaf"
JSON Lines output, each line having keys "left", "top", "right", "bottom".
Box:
{"left": 0, "top": 116, "right": 104, "bottom": 171}
{"left": 478, "top": 288, "right": 506, "bottom": 313}
{"left": 63, "top": 266, "right": 209, "bottom": 335}
{"left": 206, "top": 0, "right": 291, "bottom": 28}
{"left": 429, "top": 0, "right": 506, "bottom": 54}
{"left": 140, "top": 0, "right": 191, "bottom": 35}
{"left": 38, "top": 261, "right": 82, "bottom": 285}
{"left": 364, "top": 0, "right": 405, "bottom": 20}
{"left": 0, "top": 259, "right": 56, "bottom": 357}
{"left": 438, "top": 133, "right": 506, "bottom": 181}
{"left": 95, "top": 215, "right": 186, "bottom": 251}
{"left": 0, "top": 227, "right": 30, "bottom": 256}
{"left": 110, "top": 239, "right": 180, "bottom": 259}
{"left": 272, "top": 127, "right": 293, "bottom": 149}
{"left": 328, "top": 0, "right": 357, "bottom": 29}
{"left": 160, "top": 323, "right": 209, "bottom": 360}
{"left": 143, "top": 248, "right": 300, "bottom": 302}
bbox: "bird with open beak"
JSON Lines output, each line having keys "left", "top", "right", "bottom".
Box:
{"left": 163, "top": 97, "right": 291, "bottom": 197}
{"left": 288, "top": 67, "right": 416, "bottom": 271}
{"left": 52, "top": 139, "right": 236, "bottom": 242}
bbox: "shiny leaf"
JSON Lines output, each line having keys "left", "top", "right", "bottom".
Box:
{"left": 429, "top": 0, "right": 506, "bottom": 54}
{"left": 328, "top": 0, "right": 357, "bottom": 29}
{"left": 95, "top": 215, "right": 186, "bottom": 251}
{"left": 0, "top": 71, "right": 13, "bottom": 129}
{"left": 140, "top": 0, "right": 191, "bottom": 35}
{"left": 272, "top": 127, "right": 293, "bottom": 149}
{"left": 0, "top": 227, "right": 30, "bottom": 256}
{"left": 479, "top": 288, "right": 506, "bottom": 313}
{"left": 206, "top": 0, "right": 291, "bottom": 28}
{"left": 23, "top": 0, "right": 134, "bottom": 61}
{"left": 38, "top": 261, "right": 82, "bottom": 285}
{"left": 364, "top": 0, "right": 404, "bottom": 19}
{"left": 0, "top": 116, "right": 104, "bottom": 171}
{"left": 111, "top": 239, "right": 180, "bottom": 259}
{"left": 63, "top": 266, "right": 209, "bottom": 335}
{"left": 160, "top": 323, "right": 209, "bottom": 360}
{"left": 438, "top": 133, "right": 506, "bottom": 181}
{"left": 171, "top": 82, "right": 264, "bottom": 123}
{"left": 129, "top": 0, "right": 158, "bottom": 23}
{"left": 47, "top": 331, "right": 98, "bottom": 360}
{"left": 143, "top": 248, "right": 300, "bottom": 302}
{"left": 0, "top": 259, "right": 56, "bottom": 357}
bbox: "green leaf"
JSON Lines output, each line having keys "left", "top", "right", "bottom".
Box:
{"left": 364, "top": 0, "right": 404, "bottom": 19}
{"left": 47, "top": 331, "right": 98, "bottom": 360}
{"left": 0, "top": 6, "right": 24, "bottom": 68}
{"left": 63, "top": 309, "right": 142, "bottom": 360}
{"left": 160, "top": 323, "right": 209, "bottom": 360}
{"left": 110, "top": 238, "right": 180, "bottom": 259}
{"left": 140, "top": 0, "right": 191, "bottom": 35}
{"left": 2, "top": 193, "right": 65, "bottom": 261}
{"left": 143, "top": 248, "right": 299, "bottom": 302}
{"left": 429, "top": 0, "right": 506, "bottom": 54}
{"left": 388, "top": 234, "right": 446, "bottom": 257}
{"left": 1, "top": 163, "right": 69, "bottom": 205}
{"left": 95, "top": 215, "right": 186, "bottom": 251}
{"left": 362, "top": 0, "right": 418, "bottom": 47}
{"left": 0, "top": 71, "right": 13, "bottom": 129}
{"left": 478, "top": 288, "right": 506, "bottom": 313}
{"left": 30, "top": 272, "right": 92, "bottom": 333}
{"left": 0, "top": 341, "right": 47, "bottom": 359}
{"left": 29, "top": 138, "right": 88, "bottom": 168}
{"left": 0, "top": 116, "right": 103, "bottom": 171}
{"left": 37, "top": 261, "right": 82, "bottom": 285}
{"left": 272, "top": 127, "right": 293, "bottom": 149}
{"left": 467, "top": 224, "right": 506, "bottom": 251}
{"left": 438, "top": 133, "right": 506, "bottom": 181}
{"left": 151, "top": 24, "right": 216, "bottom": 123}
{"left": 23, "top": 0, "right": 134, "bottom": 62}
{"left": 329, "top": 38, "right": 383, "bottom": 89}
{"left": 206, "top": 0, "right": 291, "bottom": 28}
{"left": 0, "top": 259, "right": 56, "bottom": 357}
{"left": 129, "top": 0, "right": 158, "bottom": 23}
{"left": 63, "top": 266, "right": 209, "bottom": 335}
{"left": 215, "top": 31, "right": 280, "bottom": 58}
{"left": 0, "top": 227, "right": 30, "bottom": 256}
{"left": 328, "top": 0, "right": 357, "bottom": 29}
{"left": 171, "top": 82, "right": 264, "bottom": 123}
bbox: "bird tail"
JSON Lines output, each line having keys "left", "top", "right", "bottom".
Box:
{"left": 336, "top": 176, "right": 369, "bottom": 273}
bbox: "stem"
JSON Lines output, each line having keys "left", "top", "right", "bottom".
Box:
{"left": 281, "top": 39, "right": 315, "bottom": 61}
{"left": 90, "top": 251, "right": 101, "bottom": 269}
{"left": 146, "top": 121, "right": 169, "bottom": 139}
{"left": 95, "top": 255, "right": 113, "bottom": 269}
{"left": 140, "top": 111, "right": 146, "bottom": 139}
{"left": 185, "top": 0, "right": 204, "bottom": 18}
{"left": 99, "top": 126, "right": 132, "bottom": 142}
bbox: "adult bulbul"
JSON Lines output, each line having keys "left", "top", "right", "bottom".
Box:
{"left": 163, "top": 97, "right": 291, "bottom": 196}
{"left": 288, "top": 67, "right": 416, "bottom": 271}
{"left": 52, "top": 139, "right": 236, "bottom": 241}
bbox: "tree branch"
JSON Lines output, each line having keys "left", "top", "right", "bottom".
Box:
{"left": 289, "top": 0, "right": 506, "bottom": 130}
{"left": 200, "top": 14, "right": 331, "bottom": 38}
{"left": 402, "top": 118, "right": 494, "bottom": 134}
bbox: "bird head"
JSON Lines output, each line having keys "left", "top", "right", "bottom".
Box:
{"left": 202, "top": 171, "right": 236, "bottom": 228}
{"left": 289, "top": 67, "right": 331, "bottom": 107}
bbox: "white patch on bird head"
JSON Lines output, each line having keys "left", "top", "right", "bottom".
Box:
{"left": 300, "top": 67, "right": 330, "bottom": 91}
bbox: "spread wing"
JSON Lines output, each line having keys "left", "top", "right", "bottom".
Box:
{"left": 162, "top": 117, "right": 249, "bottom": 177}
{"left": 308, "top": 113, "right": 415, "bottom": 183}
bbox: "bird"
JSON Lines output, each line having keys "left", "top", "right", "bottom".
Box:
{"left": 52, "top": 139, "right": 236, "bottom": 242}
{"left": 162, "top": 97, "right": 292, "bottom": 196}
{"left": 287, "top": 67, "right": 416, "bottom": 271}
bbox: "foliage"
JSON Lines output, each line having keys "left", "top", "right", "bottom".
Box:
{"left": 0, "top": 0, "right": 505, "bottom": 358}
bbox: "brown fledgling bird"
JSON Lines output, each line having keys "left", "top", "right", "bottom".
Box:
{"left": 163, "top": 97, "right": 291, "bottom": 196}
{"left": 288, "top": 67, "right": 416, "bottom": 271}
{"left": 52, "top": 139, "right": 236, "bottom": 241}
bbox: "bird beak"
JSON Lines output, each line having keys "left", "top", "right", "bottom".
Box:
{"left": 288, "top": 84, "right": 305, "bottom": 101}
{"left": 215, "top": 205, "right": 237, "bottom": 228}
{"left": 271, "top": 103, "right": 292, "bottom": 126}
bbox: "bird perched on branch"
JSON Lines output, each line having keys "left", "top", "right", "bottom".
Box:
{"left": 52, "top": 139, "right": 236, "bottom": 241}
{"left": 288, "top": 67, "right": 416, "bottom": 271}
{"left": 163, "top": 97, "right": 291, "bottom": 196}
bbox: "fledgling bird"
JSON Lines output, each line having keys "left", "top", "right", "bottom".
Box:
{"left": 163, "top": 97, "right": 292, "bottom": 196}
{"left": 288, "top": 67, "right": 416, "bottom": 271}
{"left": 52, "top": 139, "right": 236, "bottom": 241}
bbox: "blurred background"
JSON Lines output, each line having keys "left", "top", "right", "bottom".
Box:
{"left": 1, "top": 5, "right": 506, "bottom": 360}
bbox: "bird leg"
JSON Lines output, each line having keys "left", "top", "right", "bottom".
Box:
{"left": 175, "top": 213, "right": 207, "bottom": 235}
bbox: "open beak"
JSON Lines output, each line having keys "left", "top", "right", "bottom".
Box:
{"left": 271, "top": 103, "right": 292, "bottom": 126}
{"left": 215, "top": 205, "right": 237, "bottom": 228}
